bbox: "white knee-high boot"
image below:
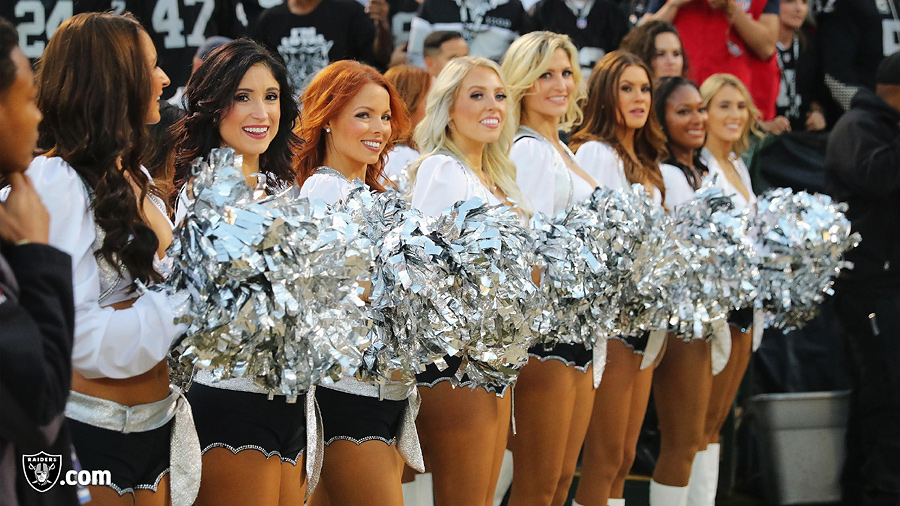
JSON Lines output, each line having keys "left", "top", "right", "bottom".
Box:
{"left": 649, "top": 480, "right": 688, "bottom": 506}
{"left": 686, "top": 446, "right": 710, "bottom": 506}
{"left": 607, "top": 500, "right": 625, "bottom": 506}
{"left": 704, "top": 443, "right": 721, "bottom": 506}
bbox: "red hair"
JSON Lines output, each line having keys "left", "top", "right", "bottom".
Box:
{"left": 294, "top": 60, "right": 410, "bottom": 192}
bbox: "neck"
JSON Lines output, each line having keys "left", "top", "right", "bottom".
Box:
{"left": 669, "top": 144, "right": 695, "bottom": 168}
{"left": 778, "top": 25, "right": 796, "bottom": 47}
{"left": 522, "top": 111, "right": 561, "bottom": 144}
{"left": 322, "top": 153, "right": 367, "bottom": 182}
{"left": 241, "top": 153, "right": 260, "bottom": 187}
{"left": 705, "top": 136, "right": 733, "bottom": 162}
{"left": 452, "top": 133, "right": 486, "bottom": 172}
{"left": 288, "top": 0, "right": 322, "bottom": 14}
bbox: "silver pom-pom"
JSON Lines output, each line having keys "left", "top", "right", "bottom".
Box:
{"left": 162, "top": 148, "right": 373, "bottom": 400}
{"left": 754, "top": 188, "right": 860, "bottom": 330}
{"left": 669, "top": 179, "right": 760, "bottom": 339}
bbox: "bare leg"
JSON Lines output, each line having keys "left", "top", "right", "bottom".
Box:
{"left": 574, "top": 341, "right": 643, "bottom": 506}
{"left": 417, "top": 382, "right": 508, "bottom": 506}
{"left": 486, "top": 391, "right": 512, "bottom": 506}
{"left": 551, "top": 366, "right": 595, "bottom": 506}
{"left": 507, "top": 358, "right": 578, "bottom": 506}
{"left": 652, "top": 336, "right": 713, "bottom": 486}
{"left": 193, "top": 448, "right": 283, "bottom": 506}
{"left": 133, "top": 475, "right": 169, "bottom": 506}
{"left": 704, "top": 327, "right": 752, "bottom": 445}
{"left": 278, "top": 459, "right": 306, "bottom": 506}
{"left": 611, "top": 364, "right": 653, "bottom": 498}
{"left": 310, "top": 441, "right": 404, "bottom": 506}
{"left": 86, "top": 486, "right": 135, "bottom": 506}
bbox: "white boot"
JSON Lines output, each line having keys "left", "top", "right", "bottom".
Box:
{"left": 704, "top": 443, "right": 721, "bottom": 506}
{"left": 649, "top": 480, "right": 688, "bottom": 506}
{"left": 686, "top": 446, "right": 710, "bottom": 506}
{"left": 607, "top": 499, "right": 625, "bottom": 506}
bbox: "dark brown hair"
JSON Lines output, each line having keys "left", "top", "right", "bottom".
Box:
{"left": 571, "top": 50, "right": 668, "bottom": 204}
{"left": 294, "top": 60, "right": 410, "bottom": 193}
{"left": 36, "top": 12, "right": 161, "bottom": 284}
{"left": 383, "top": 64, "right": 431, "bottom": 149}
{"left": 172, "top": 39, "right": 300, "bottom": 191}
{"left": 619, "top": 20, "right": 690, "bottom": 80}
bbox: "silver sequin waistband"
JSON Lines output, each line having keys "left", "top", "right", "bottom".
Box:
{"left": 65, "top": 388, "right": 201, "bottom": 506}
{"left": 320, "top": 376, "right": 415, "bottom": 401}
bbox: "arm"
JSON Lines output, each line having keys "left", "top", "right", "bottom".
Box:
{"left": 574, "top": 142, "right": 623, "bottom": 190}
{"left": 645, "top": 0, "right": 695, "bottom": 23}
{"left": 715, "top": 0, "right": 779, "bottom": 59}
{"left": 511, "top": 138, "right": 557, "bottom": 217}
{"left": 411, "top": 156, "right": 470, "bottom": 216}
{"left": 366, "top": 0, "right": 393, "bottom": 67}
{"left": 27, "top": 158, "right": 185, "bottom": 379}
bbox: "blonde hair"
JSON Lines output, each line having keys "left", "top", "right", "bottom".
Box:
{"left": 410, "top": 56, "right": 531, "bottom": 216}
{"left": 500, "top": 31, "right": 586, "bottom": 132}
{"left": 699, "top": 73, "right": 763, "bottom": 157}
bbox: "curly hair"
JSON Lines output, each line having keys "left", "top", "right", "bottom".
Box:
{"left": 36, "top": 12, "right": 161, "bottom": 285}
{"left": 294, "top": 60, "right": 410, "bottom": 192}
{"left": 571, "top": 50, "right": 668, "bottom": 205}
{"left": 172, "top": 39, "right": 300, "bottom": 191}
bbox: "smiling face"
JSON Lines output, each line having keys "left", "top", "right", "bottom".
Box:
{"left": 219, "top": 63, "right": 281, "bottom": 158}
{"left": 139, "top": 29, "right": 170, "bottom": 125}
{"left": 664, "top": 84, "right": 707, "bottom": 150}
{"left": 0, "top": 46, "right": 42, "bottom": 174}
{"left": 780, "top": 0, "right": 809, "bottom": 30}
{"left": 522, "top": 47, "right": 576, "bottom": 123}
{"left": 449, "top": 65, "right": 507, "bottom": 150}
{"left": 616, "top": 64, "right": 651, "bottom": 131}
{"left": 652, "top": 32, "right": 684, "bottom": 79}
{"left": 326, "top": 82, "right": 393, "bottom": 170}
{"left": 706, "top": 84, "right": 749, "bottom": 146}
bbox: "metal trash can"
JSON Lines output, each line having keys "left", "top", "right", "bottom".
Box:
{"left": 747, "top": 390, "right": 851, "bottom": 505}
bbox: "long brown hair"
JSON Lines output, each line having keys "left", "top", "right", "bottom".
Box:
{"left": 294, "top": 60, "right": 410, "bottom": 192}
{"left": 571, "top": 50, "right": 668, "bottom": 204}
{"left": 36, "top": 12, "right": 161, "bottom": 284}
{"left": 383, "top": 64, "right": 431, "bottom": 150}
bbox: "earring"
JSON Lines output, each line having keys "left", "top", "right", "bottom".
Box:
{"left": 325, "top": 127, "right": 331, "bottom": 133}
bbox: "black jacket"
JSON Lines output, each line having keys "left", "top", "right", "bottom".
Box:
{"left": 0, "top": 242, "right": 78, "bottom": 506}
{"left": 826, "top": 88, "right": 900, "bottom": 291}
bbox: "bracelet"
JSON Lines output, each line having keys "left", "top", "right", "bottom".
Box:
{"left": 14, "top": 239, "right": 31, "bottom": 246}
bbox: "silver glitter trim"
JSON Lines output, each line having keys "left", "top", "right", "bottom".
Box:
{"left": 104, "top": 468, "right": 169, "bottom": 497}
{"left": 526, "top": 353, "right": 592, "bottom": 372}
{"left": 324, "top": 435, "right": 397, "bottom": 447}
{"left": 200, "top": 442, "right": 304, "bottom": 465}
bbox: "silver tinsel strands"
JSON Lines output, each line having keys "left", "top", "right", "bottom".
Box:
{"left": 754, "top": 188, "right": 860, "bottom": 330}
{"left": 529, "top": 204, "right": 608, "bottom": 349}
{"left": 670, "top": 180, "right": 760, "bottom": 339}
{"left": 587, "top": 184, "right": 681, "bottom": 338}
{"left": 160, "top": 148, "right": 373, "bottom": 400}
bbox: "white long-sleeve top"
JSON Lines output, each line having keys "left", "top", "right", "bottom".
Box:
{"left": 411, "top": 153, "right": 502, "bottom": 216}
{"left": 381, "top": 145, "right": 420, "bottom": 191}
{"left": 574, "top": 140, "right": 663, "bottom": 205}
{"left": 511, "top": 128, "right": 596, "bottom": 217}
{"left": 26, "top": 156, "right": 184, "bottom": 380}
{"left": 660, "top": 163, "right": 698, "bottom": 212}
{"left": 699, "top": 148, "right": 757, "bottom": 212}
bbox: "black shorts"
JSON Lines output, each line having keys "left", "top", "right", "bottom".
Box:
{"left": 316, "top": 386, "right": 406, "bottom": 446}
{"left": 609, "top": 331, "right": 651, "bottom": 354}
{"left": 728, "top": 307, "right": 754, "bottom": 331}
{"left": 528, "top": 343, "right": 592, "bottom": 371}
{"left": 415, "top": 354, "right": 510, "bottom": 395}
{"left": 187, "top": 383, "right": 306, "bottom": 465}
{"left": 68, "top": 418, "right": 170, "bottom": 496}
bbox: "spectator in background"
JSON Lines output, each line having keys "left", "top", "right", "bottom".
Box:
{"left": 619, "top": 20, "right": 688, "bottom": 79}
{"left": 423, "top": 30, "right": 469, "bottom": 77}
{"left": 645, "top": 0, "right": 780, "bottom": 119}
{"left": 386, "top": 0, "right": 423, "bottom": 67}
{"left": 818, "top": 0, "right": 900, "bottom": 121}
{"left": 530, "top": 0, "right": 630, "bottom": 77}
{"left": 826, "top": 51, "right": 900, "bottom": 506}
{"left": 252, "top": 0, "right": 392, "bottom": 92}
{"left": 0, "top": 17, "right": 78, "bottom": 506}
{"left": 407, "top": 0, "right": 532, "bottom": 66}
{"left": 168, "top": 35, "right": 233, "bottom": 109}
{"left": 382, "top": 64, "right": 433, "bottom": 189}
{"left": 767, "top": 0, "right": 826, "bottom": 134}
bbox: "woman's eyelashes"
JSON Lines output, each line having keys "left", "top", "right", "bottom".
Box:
{"left": 468, "top": 91, "right": 506, "bottom": 101}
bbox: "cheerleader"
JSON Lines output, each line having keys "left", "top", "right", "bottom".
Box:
{"left": 409, "top": 56, "right": 532, "bottom": 506}
{"left": 500, "top": 31, "right": 597, "bottom": 506}
{"left": 569, "top": 50, "right": 668, "bottom": 506}
{"left": 26, "top": 12, "right": 198, "bottom": 506}
{"left": 688, "top": 73, "right": 764, "bottom": 506}
{"left": 170, "top": 40, "right": 307, "bottom": 506}
{"left": 649, "top": 76, "right": 714, "bottom": 505}
{"left": 295, "top": 60, "right": 416, "bottom": 506}
{"left": 382, "top": 65, "right": 433, "bottom": 190}
{"left": 619, "top": 21, "right": 688, "bottom": 80}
